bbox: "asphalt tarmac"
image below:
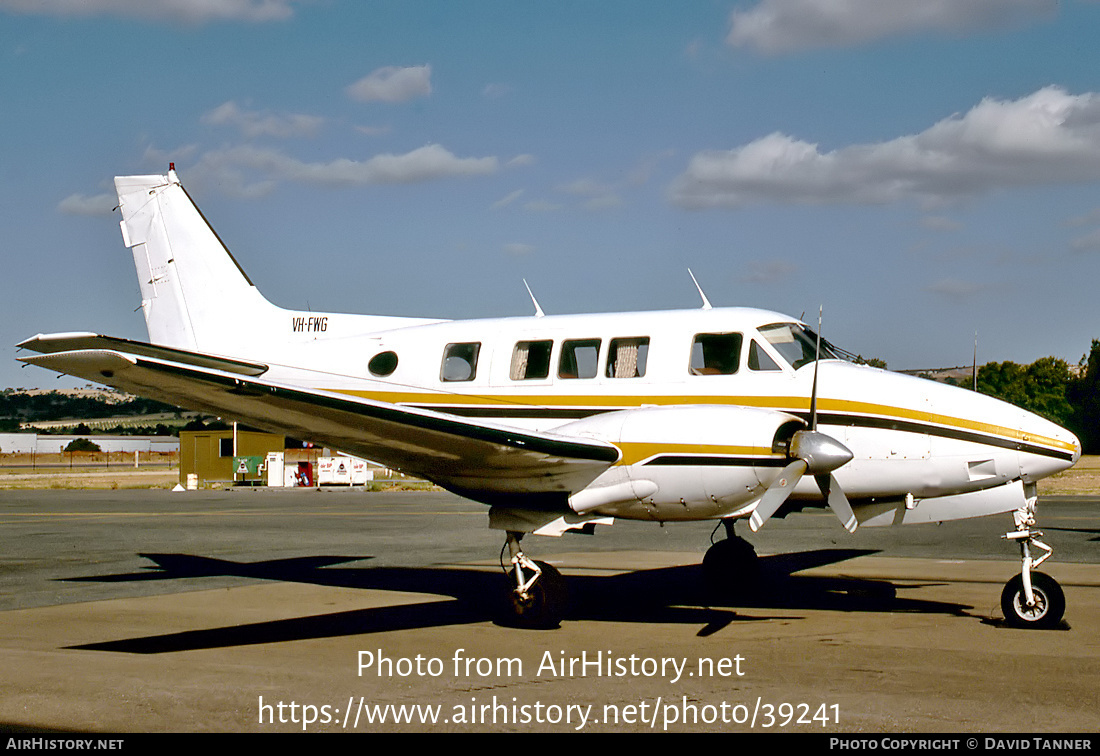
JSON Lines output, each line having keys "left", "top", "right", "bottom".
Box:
{"left": 1, "top": 488, "right": 1098, "bottom": 734}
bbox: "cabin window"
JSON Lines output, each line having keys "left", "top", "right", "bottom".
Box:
{"left": 441, "top": 342, "right": 481, "bottom": 382}
{"left": 748, "top": 340, "right": 781, "bottom": 372}
{"left": 368, "top": 351, "right": 399, "bottom": 377}
{"left": 607, "top": 337, "right": 649, "bottom": 378}
{"left": 510, "top": 340, "right": 553, "bottom": 380}
{"left": 559, "top": 339, "right": 601, "bottom": 379}
{"left": 690, "top": 333, "right": 742, "bottom": 375}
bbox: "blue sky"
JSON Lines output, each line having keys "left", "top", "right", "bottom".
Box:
{"left": 4, "top": 0, "right": 1100, "bottom": 389}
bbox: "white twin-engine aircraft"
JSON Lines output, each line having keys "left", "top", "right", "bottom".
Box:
{"left": 18, "top": 168, "right": 1082, "bottom": 630}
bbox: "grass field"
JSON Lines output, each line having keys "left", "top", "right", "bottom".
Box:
{"left": 1035, "top": 454, "right": 1100, "bottom": 495}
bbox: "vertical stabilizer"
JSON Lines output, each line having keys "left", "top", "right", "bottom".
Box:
{"left": 116, "top": 168, "right": 276, "bottom": 353}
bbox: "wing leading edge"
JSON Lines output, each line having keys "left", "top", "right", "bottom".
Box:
{"left": 18, "top": 343, "right": 620, "bottom": 504}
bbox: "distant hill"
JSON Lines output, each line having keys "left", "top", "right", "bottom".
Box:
{"left": 0, "top": 388, "right": 184, "bottom": 433}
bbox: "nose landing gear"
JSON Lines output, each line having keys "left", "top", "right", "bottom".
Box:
{"left": 1000, "top": 493, "right": 1065, "bottom": 629}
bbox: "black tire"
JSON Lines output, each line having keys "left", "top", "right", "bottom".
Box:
{"left": 502, "top": 561, "right": 568, "bottom": 630}
{"left": 703, "top": 537, "right": 760, "bottom": 595}
{"left": 1001, "top": 572, "right": 1065, "bottom": 629}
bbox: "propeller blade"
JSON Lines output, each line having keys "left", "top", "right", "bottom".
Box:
{"left": 815, "top": 473, "right": 858, "bottom": 533}
{"left": 750, "top": 459, "right": 807, "bottom": 532}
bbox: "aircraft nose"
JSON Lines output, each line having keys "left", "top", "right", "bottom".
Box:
{"left": 920, "top": 374, "right": 1082, "bottom": 483}
{"left": 1018, "top": 412, "right": 1081, "bottom": 482}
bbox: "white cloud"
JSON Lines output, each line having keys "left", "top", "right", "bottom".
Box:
{"left": 727, "top": 0, "right": 1056, "bottom": 54}
{"left": 491, "top": 190, "right": 524, "bottom": 210}
{"left": 346, "top": 65, "right": 432, "bottom": 104}
{"left": 201, "top": 101, "right": 323, "bottom": 139}
{"left": 583, "top": 195, "right": 624, "bottom": 211}
{"left": 740, "top": 260, "right": 797, "bottom": 284}
{"left": 0, "top": 0, "right": 297, "bottom": 24}
{"left": 669, "top": 87, "right": 1100, "bottom": 209}
{"left": 141, "top": 143, "right": 199, "bottom": 168}
{"left": 503, "top": 243, "right": 535, "bottom": 257}
{"left": 921, "top": 215, "right": 963, "bottom": 231}
{"left": 1066, "top": 207, "right": 1100, "bottom": 227}
{"left": 57, "top": 193, "right": 116, "bottom": 216}
{"left": 482, "top": 83, "right": 513, "bottom": 99}
{"left": 557, "top": 178, "right": 624, "bottom": 211}
{"left": 354, "top": 124, "right": 392, "bottom": 137}
{"left": 1070, "top": 229, "right": 1100, "bottom": 253}
{"left": 926, "top": 278, "right": 986, "bottom": 299}
{"left": 191, "top": 143, "right": 498, "bottom": 193}
{"left": 522, "top": 200, "right": 563, "bottom": 212}
{"left": 558, "top": 178, "right": 612, "bottom": 196}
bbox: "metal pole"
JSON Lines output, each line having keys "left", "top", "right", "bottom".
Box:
{"left": 973, "top": 331, "right": 978, "bottom": 391}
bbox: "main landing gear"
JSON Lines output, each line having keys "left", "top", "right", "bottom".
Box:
{"left": 1000, "top": 494, "right": 1065, "bottom": 630}
{"left": 703, "top": 519, "right": 760, "bottom": 595}
{"left": 499, "top": 531, "right": 568, "bottom": 629}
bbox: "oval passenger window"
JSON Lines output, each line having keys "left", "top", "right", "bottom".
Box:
{"left": 368, "top": 351, "right": 399, "bottom": 376}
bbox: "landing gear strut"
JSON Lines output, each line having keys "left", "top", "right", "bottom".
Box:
{"left": 703, "top": 519, "right": 760, "bottom": 595}
{"left": 1000, "top": 492, "right": 1065, "bottom": 629}
{"left": 500, "top": 531, "right": 568, "bottom": 629}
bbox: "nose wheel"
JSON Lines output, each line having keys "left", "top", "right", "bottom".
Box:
{"left": 1001, "top": 571, "right": 1064, "bottom": 629}
{"left": 1001, "top": 493, "right": 1064, "bottom": 629}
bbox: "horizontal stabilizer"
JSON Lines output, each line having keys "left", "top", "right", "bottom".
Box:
{"left": 18, "top": 333, "right": 268, "bottom": 376}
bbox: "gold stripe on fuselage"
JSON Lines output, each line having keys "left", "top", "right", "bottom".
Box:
{"left": 334, "top": 390, "right": 1075, "bottom": 457}
{"left": 614, "top": 443, "right": 780, "bottom": 467}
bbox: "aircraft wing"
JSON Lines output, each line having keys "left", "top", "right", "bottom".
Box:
{"left": 17, "top": 342, "right": 621, "bottom": 503}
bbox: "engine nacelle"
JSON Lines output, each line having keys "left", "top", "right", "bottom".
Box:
{"left": 559, "top": 405, "right": 803, "bottom": 521}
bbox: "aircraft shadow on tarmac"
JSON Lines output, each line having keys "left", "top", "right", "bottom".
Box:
{"left": 1044, "top": 525, "right": 1100, "bottom": 542}
{"left": 60, "top": 548, "right": 970, "bottom": 654}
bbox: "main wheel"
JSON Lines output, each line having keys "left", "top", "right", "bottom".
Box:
{"left": 1001, "top": 572, "right": 1065, "bottom": 629}
{"left": 703, "top": 537, "right": 760, "bottom": 596}
{"left": 502, "top": 561, "right": 568, "bottom": 629}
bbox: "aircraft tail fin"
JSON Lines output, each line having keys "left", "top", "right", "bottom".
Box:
{"left": 116, "top": 167, "right": 276, "bottom": 353}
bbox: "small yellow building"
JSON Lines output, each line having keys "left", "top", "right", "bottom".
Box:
{"left": 178, "top": 429, "right": 285, "bottom": 486}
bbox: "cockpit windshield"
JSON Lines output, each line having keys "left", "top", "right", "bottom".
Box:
{"left": 758, "top": 322, "right": 840, "bottom": 370}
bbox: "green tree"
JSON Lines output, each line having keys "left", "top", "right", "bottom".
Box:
{"left": 65, "top": 438, "right": 101, "bottom": 452}
{"left": 976, "top": 357, "right": 1074, "bottom": 427}
{"left": 854, "top": 355, "right": 887, "bottom": 369}
{"left": 1068, "top": 340, "right": 1100, "bottom": 454}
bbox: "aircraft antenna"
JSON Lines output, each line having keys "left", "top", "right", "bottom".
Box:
{"left": 810, "top": 306, "right": 822, "bottom": 430}
{"left": 523, "top": 279, "right": 545, "bottom": 318}
{"left": 687, "top": 269, "right": 712, "bottom": 310}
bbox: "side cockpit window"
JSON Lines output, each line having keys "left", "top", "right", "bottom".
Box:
{"left": 510, "top": 340, "right": 553, "bottom": 380}
{"left": 748, "top": 340, "right": 781, "bottom": 372}
{"left": 559, "top": 339, "right": 601, "bottom": 379}
{"left": 690, "top": 333, "right": 742, "bottom": 375}
{"left": 441, "top": 342, "right": 481, "bottom": 382}
{"left": 607, "top": 337, "right": 649, "bottom": 378}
